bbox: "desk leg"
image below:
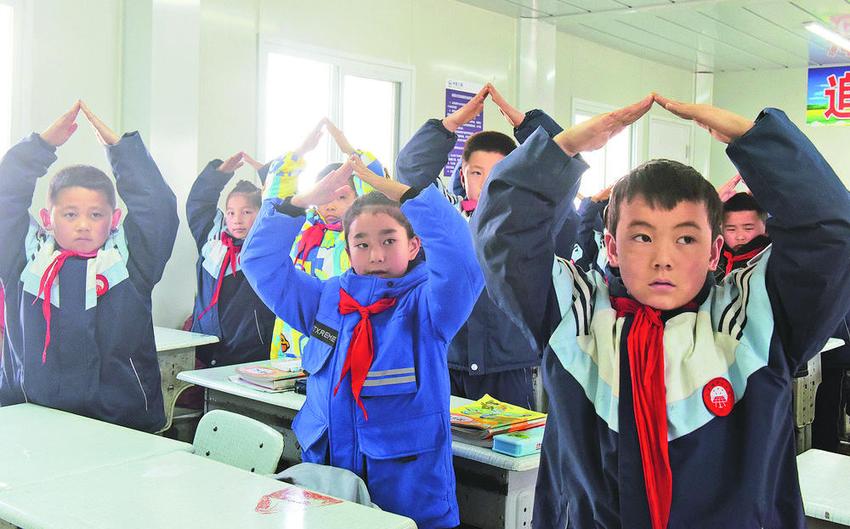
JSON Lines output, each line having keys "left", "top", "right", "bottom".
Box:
{"left": 156, "top": 347, "right": 197, "bottom": 433}
{"left": 453, "top": 456, "right": 537, "bottom": 529}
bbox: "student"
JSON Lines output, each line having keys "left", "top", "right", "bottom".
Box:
{"left": 265, "top": 119, "right": 389, "bottom": 361}
{"left": 472, "top": 94, "right": 850, "bottom": 528}
{"left": 396, "top": 84, "right": 574, "bottom": 409}
{"left": 0, "top": 101, "right": 178, "bottom": 432}
{"left": 187, "top": 152, "right": 274, "bottom": 367}
{"left": 715, "top": 190, "right": 770, "bottom": 283}
{"left": 241, "top": 157, "right": 482, "bottom": 529}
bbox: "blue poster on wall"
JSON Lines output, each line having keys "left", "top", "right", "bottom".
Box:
{"left": 444, "top": 80, "right": 484, "bottom": 177}
{"left": 807, "top": 65, "right": 850, "bottom": 126}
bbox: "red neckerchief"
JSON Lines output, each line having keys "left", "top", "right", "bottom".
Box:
{"left": 610, "top": 296, "right": 672, "bottom": 529}
{"left": 334, "top": 288, "right": 396, "bottom": 420}
{"left": 196, "top": 231, "right": 241, "bottom": 322}
{"left": 34, "top": 249, "right": 98, "bottom": 364}
{"left": 722, "top": 246, "right": 764, "bottom": 276}
{"left": 460, "top": 199, "right": 477, "bottom": 213}
{"left": 294, "top": 220, "right": 342, "bottom": 268}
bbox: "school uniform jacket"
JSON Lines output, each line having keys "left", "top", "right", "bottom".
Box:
{"left": 0, "top": 132, "right": 179, "bottom": 433}
{"left": 187, "top": 160, "right": 275, "bottom": 366}
{"left": 264, "top": 149, "right": 387, "bottom": 361}
{"left": 573, "top": 196, "right": 609, "bottom": 274}
{"left": 241, "top": 184, "right": 483, "bottom": 529}
{"left": 471, "top": 109, "right": 850, "bottom": 529}
{"left": 396, "top": 110, "right": 577, "bottom": 376}
{"left": 714, "top": 234, "right": 772, "bottom": 284}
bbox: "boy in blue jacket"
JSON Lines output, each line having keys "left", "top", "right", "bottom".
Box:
{"left": 396, "top": 84, "right": 576, "bottom": 409}
{"left": 188, "top": 151, "right": 274, "bottom": 367}
{"left": 0, "top": 101, "right": 179, "bottom": 433}
{"left": 242, "top": 155, "right": 483, "bottom": 529}
{"left": 472, "top": 94, "right": 850, "bottom": 528}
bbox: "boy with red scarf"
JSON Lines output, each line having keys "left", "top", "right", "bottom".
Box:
{"left": 714, "top": 190, "right": 771, "bottom": 283}
{"left": 472, "top": 94, "right": 850, "bottom": 528}
{"left": 0, "top": 101, "right": 178, "bottom": 432}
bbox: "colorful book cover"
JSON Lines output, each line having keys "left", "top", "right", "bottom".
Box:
{"left": 450, "top": 394, "right": 546, "bottom": 438}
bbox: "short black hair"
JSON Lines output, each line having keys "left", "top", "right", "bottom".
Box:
{"left": 226, "top": 180, "right": 262, "bottom": 209}
{"left": 49, "top": 165, "right": 116, "bottom": 208}
{"left": 606, "top": 159, "right": 722, "bottom": 238}
{"left": 723, "top": 192, "right": 767, "bottom": 223}
{"left": 342, "top": 192, "right": 415, "bottom": 244}
{"left": 462, "top": 131, "right": 516, "bottom": 162}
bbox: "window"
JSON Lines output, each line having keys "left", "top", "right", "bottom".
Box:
{"left": 572, "top": 99, "right": 637, "bottom": 200}
{"left": 0, "top": 2, "right": 13, "bottom": 154}
{"left": 258, "top": 42, "right": 411, "bottom": 189}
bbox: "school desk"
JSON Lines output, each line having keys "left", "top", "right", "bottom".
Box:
{"left": 178, "top": 362, "right": 539, "bottom": 529}
{"left": 797, "top": 449, "right": 850, "bottom": 528}
{"left": 153, "top": 326, "right": 218, "bottom": 432}
{"left": 0, "top": 403, "right": 192, "bottom": 493}
{"left": 0, "top": 449, "right": 416, "bottom": 529}
{"left": 793, "top": 338, "right": 846, "bottom": 453}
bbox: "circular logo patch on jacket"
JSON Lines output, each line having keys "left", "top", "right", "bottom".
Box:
{"left": 95, "top": 274, "right": 109, "bottom": 297}
{"left": 702, "top": 377, "right": 734, "bottom": 416}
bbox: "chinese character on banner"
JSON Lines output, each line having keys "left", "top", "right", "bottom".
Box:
{"left": 807, "top": 65, "right": 850, "bottom": 126}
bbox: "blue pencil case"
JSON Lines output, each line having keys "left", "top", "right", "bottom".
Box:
{"left": 492, "top": 426, "right": 545, "bottom": 457}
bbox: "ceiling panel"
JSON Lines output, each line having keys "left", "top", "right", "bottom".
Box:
{"left": 457, "top": 0, "right": 850, "bottom": 72}
{"left": 638, "top": 13, "right": 790, "bottom": 68}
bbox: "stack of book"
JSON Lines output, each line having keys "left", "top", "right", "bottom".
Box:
{"left": 231, "top": 360, "right": 306, "bottom": 392}
{"left": 450, "top": 394, "right": 546, "bottom": 448}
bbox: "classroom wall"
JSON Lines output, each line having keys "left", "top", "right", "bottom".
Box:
{"left": 711, "top": 67, "right": 850, "bottom": 186}
{"left": 19, "top": 0, "right": 122, "bottom": 208}
{"left": 14, "top": 0, "right": 705, "bottom": 328}
{"left": 554, "top": 32, "right": 696, "bottom": 170}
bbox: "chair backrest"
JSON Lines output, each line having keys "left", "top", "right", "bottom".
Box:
{"left": 192, "top": 409, "right": 284, "bottom": 475}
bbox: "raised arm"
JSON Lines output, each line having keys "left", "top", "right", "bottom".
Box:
{"left": 0, "top": 101, "right": 76, "bottom": 282}
{"left": 81, "top": 102, "right": 179, "bottom": 291}
{"left": 351, "top": 155, "right": 482, "bottom": 338}
{"left": 656, "top": 95, "right": 850, "bottom": 368}
{"left": 243, "top": 163, "right": 354, "bottom": 334}
{"left": 395, "top": 85, "right": 488, "bottom": 191}
{"left": 186, "top": 152, "right": 242, "bottom": 248}
{"left": 473, "top": 96, "right": 652, "bottom": 351}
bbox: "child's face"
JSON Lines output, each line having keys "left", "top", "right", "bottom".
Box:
{"left": 225, "top": 194, "right": 259, "bottom": 239}
{"left": 316, "top": 185, "right": 356, "bottom": 225}
{"left": 42, "top": 186, "right": 120, "bottom": 254}
{"left": 722, "top": 210, "right": 766, "bottom": 250}
{"left": 347, "top": 212, "right": 421, "bottom": 279}
{"left": 462, "top": 150, "right": 506, "bottom": 202}
{"left": 605, "top": 196, "right": 723, "bottom": 311}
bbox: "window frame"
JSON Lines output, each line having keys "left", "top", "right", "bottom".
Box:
{"left": 571, "top": 97, "right": 641, "bottom": 192}
{"left": 0, "top": 0, "right": 30, "bottom": 154}
{"left": 257, "top": 39, "right": 413, "bottom": 169}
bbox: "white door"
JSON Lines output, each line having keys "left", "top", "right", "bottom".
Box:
{"left": 648, "top": 117, "right": 691, "bottom": 164}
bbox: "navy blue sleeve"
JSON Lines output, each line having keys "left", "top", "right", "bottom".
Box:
{"left": 573, "top": 197, "right": 607, "bottom": 272}
{"left": 400, "top": 185, "right": 483, "bottom": 342}
{"left": 396, "top": 119, "right": 457, "bottom": 189}
{"left": 186, "top": 160, "right": 231, "bottom": 249}
{"left": 727, "top": 108, "right": 850, "bottom": 369}
{"left": 241, "top": 199, "right": 324, "bottom": 336}
{"left": 0, "top": 134, "right": 57, "bottom": 284}
{"left": 471, "top": 127, "right": 588, "bottom": 352}
{"left": 513, "top": 109, "right": 564, "bottom": 145}
{"left": 107, "top": 132, "right": 179, "bottom": 293}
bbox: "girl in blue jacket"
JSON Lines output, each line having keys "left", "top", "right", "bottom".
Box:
{"left": 242, "top": 156, "right": 483, "bottom": 529}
